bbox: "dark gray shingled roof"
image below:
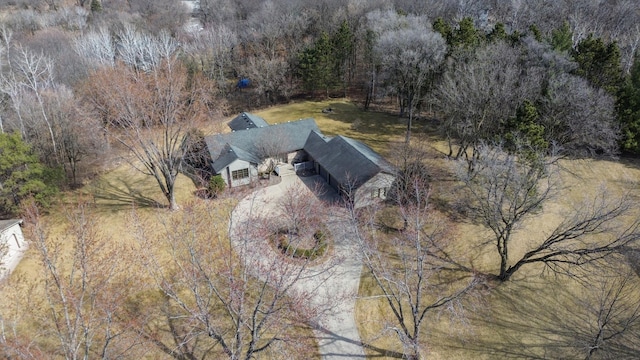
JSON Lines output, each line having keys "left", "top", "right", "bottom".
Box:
{"left": 0, "top": 219, "right": 22, "bottom": 232}
{"left": 303, "top": 130, "right": 330, "bottom": 155}
{"left": 207, "top": 117, "right": 395, "bottom": 188}
{"left": 206, "top": 118, "right": 320, "bottom": 171}
{"left": 211, "top": 144, "right": 262, "bottom": 173}
{"left": 305, "top": 134, "right": 395, "bottom": 187}
{"left": 228, "top": 112, "right": 269, "bottom": 131}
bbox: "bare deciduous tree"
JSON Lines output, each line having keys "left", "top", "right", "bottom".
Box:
{"left": 185, "top": 25, "right": 238, "bottom": 95}
{"left": 368, "top": 10, "right": 447, "bottom": 143}
{"left": 454, "top": 263, "right": 640, "bottom": 359}
{"left": 240, "top": 56, "right": 292, "bottom": 105}
{"left": 132, "top": 199, "right": 325, "bottom": 359}
{"left": 254, "top": 126, "right": 292, "bottom": 176}
{"left": 433, "top": 41, "right": 541, "bottom": 159}
{"left": 576, "top": 269, "right": 640, "bottom": 359}
{"left": 82, "top": 58, "right": 211, "bottom": 210}
{"left": 244, "top": 0, "right": 310, "bottom": 61}
{"left": 116, "top": 25, "right": 179, "bottom": 74}
{"left": 22, "top": 28, "right": 89, "bottom": 87}
{"left": 74, "top": 27, "right": 116, "bottom": 69}
{"left": 457, "top": 143, "right": 640, "bottom": 281}
{"left": 351, "top": 164, "right": 479, "bottom": 359}
{"left": 16, "top": 200, "right": 142, "bottom": 359}
{"left": 539, "top": 73, "right": 620, "bottom": 156}
{"left": 3, "top": 45, "right": 59, "bottom": 162}
{"left": 43, "top": 88, "right": 107, "bottom": 184}
{"left": 0, "top": 38, "right": 105, "bottom": 182}
{"left": 197, "top": 0, "right": 238, "bottom": 26}
{"left": 126, "top": 0, "right": 189, "bottom": 34}
{"left": 276, "top": 181, "right": 327, "bottom": 235}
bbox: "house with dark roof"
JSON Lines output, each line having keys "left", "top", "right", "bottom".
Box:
{"left": 205, "top": 113, "right": 396, "bottom": 207}
{"left": 227, "top": 112, "right": 269, "bottom": 131}
{"left": 303, "top": 131, "right": 395, "bottom": 208}
{"left": 206, "top": 118, "right": 319, "bottom": 187}
{"left": 0, "top": 219, "right": 26, "bottom": 279}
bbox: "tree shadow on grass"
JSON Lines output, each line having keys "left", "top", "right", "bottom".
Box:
{"left": 433, "top": 275, "right": 640, "bottom": 359}
{"left": 89, "top": 176, "right": 166, "bottom": 211}
{"left": 325, "top": 101, "right": 438, "bottom": 136}
{"left": 325, "top": 102, "right": 406, "bottom": 137}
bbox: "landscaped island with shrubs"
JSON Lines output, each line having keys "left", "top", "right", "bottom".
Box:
{"left": 271, "top": 227, "right": 329, "bottom": 261}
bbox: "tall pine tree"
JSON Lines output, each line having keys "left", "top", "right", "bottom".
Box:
{"left": 617, "top": 53, "right": 640, "bottom": 153}
{"left": 573, "top": 35, "right": 623, "bottom": 94}
{"left": 0, "top": 132, "right": 58, "bottom": 215}
{"left": 298, "top": 32, "right": 337, "bottom": 97}
{"left": 333, "top": 21, "right": 354, "bottom": 97}
{"left": 551, "top": 21, "right": 573, "bottom": 53}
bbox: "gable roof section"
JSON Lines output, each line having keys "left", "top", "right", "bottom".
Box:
{"left": 303, "top": 130, "right": 330, "bottom": 155}
{"left": 206, "top": 119, "right": 320, "bottom": 172}
{"left": 339, "top": 136, "right": 395, "bottom": 174}
{"left": 0, "top": 219, "right": 22, "bottom": 233}
{"left": 211, "top": 144, "right": 262, "bottom": 173}
{"left": 305, "top": 135, "right": 395, "bottom": 187}
{"left": 228, "top": 112, "right": 269, "bottom": 131}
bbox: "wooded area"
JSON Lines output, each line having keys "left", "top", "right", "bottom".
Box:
{"left": 0, "top": 0, "right": 638, "bottom": 212}
{"left": 0, "top": 0, "right": 639, "bottom": 359}
{"left": 0, "top": 0, "right": 636, "bottom": 210}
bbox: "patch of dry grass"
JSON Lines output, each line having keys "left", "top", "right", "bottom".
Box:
{"left": 3, "top": 158, "right": 319, "bottom": 359}
{"left": 7, "top": 100, "right": 640, "bottom": 359}
{"left": 355, "top": 151, "right": 640, "bottom": 359}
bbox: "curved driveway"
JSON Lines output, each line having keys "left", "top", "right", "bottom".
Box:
{"left": 229, "top": 171, "right": 366, "bottom": 359}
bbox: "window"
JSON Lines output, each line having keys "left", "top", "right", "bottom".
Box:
{"left": 232, "top": 168, "right": 249, "bottom": 180}
{"left": 371, "top": 188, "right": 389, "bottom": 198}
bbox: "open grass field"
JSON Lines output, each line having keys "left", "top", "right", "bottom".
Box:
{"left": 356, "top": 156, "right": 640, "bottom": 359}
{"left": 3, "top": 155, "right": 318, "bottom": 359}
{"left": 3, "top": 99, "right": 639, "bottom": 359}
{"left": 258, "top": 100, "right": 640, "bottom": 358}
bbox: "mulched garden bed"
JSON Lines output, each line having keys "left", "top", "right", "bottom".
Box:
{"left": 270, "top": 227, "right": 329, "bottom": 261}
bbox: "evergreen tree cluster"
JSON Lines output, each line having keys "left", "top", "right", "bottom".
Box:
{"left": 432, "top": 16, "right": 638, "bottom": 155}
{"left": 0, "top": 132, "right": 59, "bottom": 215}
{"left": 297, "top": 21, "right": 354, "bottom": 97}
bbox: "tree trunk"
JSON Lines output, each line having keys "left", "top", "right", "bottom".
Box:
{"left": 406, "top": 105, "right": 413, "bottom": 144}
{"left": 498, "top": 259, "right": 528, "bottom": 282}
{"left": 156, "top": 170, "right": 178, "bottom": 211}
{"left": 406, "top": 341, "right": 421, "bottom": 360}
{"left": 167, "top": 185, "right": 178, "bottom": 211}
{"left": 498, "top": 238, "right": 508, "bottom": 281}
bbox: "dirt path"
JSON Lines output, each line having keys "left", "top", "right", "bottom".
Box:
{"left": 229, "top": 173, "right": 366, "bottom": 359}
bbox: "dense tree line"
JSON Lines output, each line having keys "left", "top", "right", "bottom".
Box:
{"left": 0, "top": 0, "right": 637, "bottom": 209}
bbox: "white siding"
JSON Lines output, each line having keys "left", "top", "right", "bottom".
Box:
{"left": 288, "top": 150, "right": 307, "bottom": 164}
{"left": 221, "top": 159, "right": 258, "bottom": 187}
{"left": 1, "top": 222, "right": 26, "bottom": 278}
{"left": 354, "top": 173, "right": 395, "bottom": 209}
